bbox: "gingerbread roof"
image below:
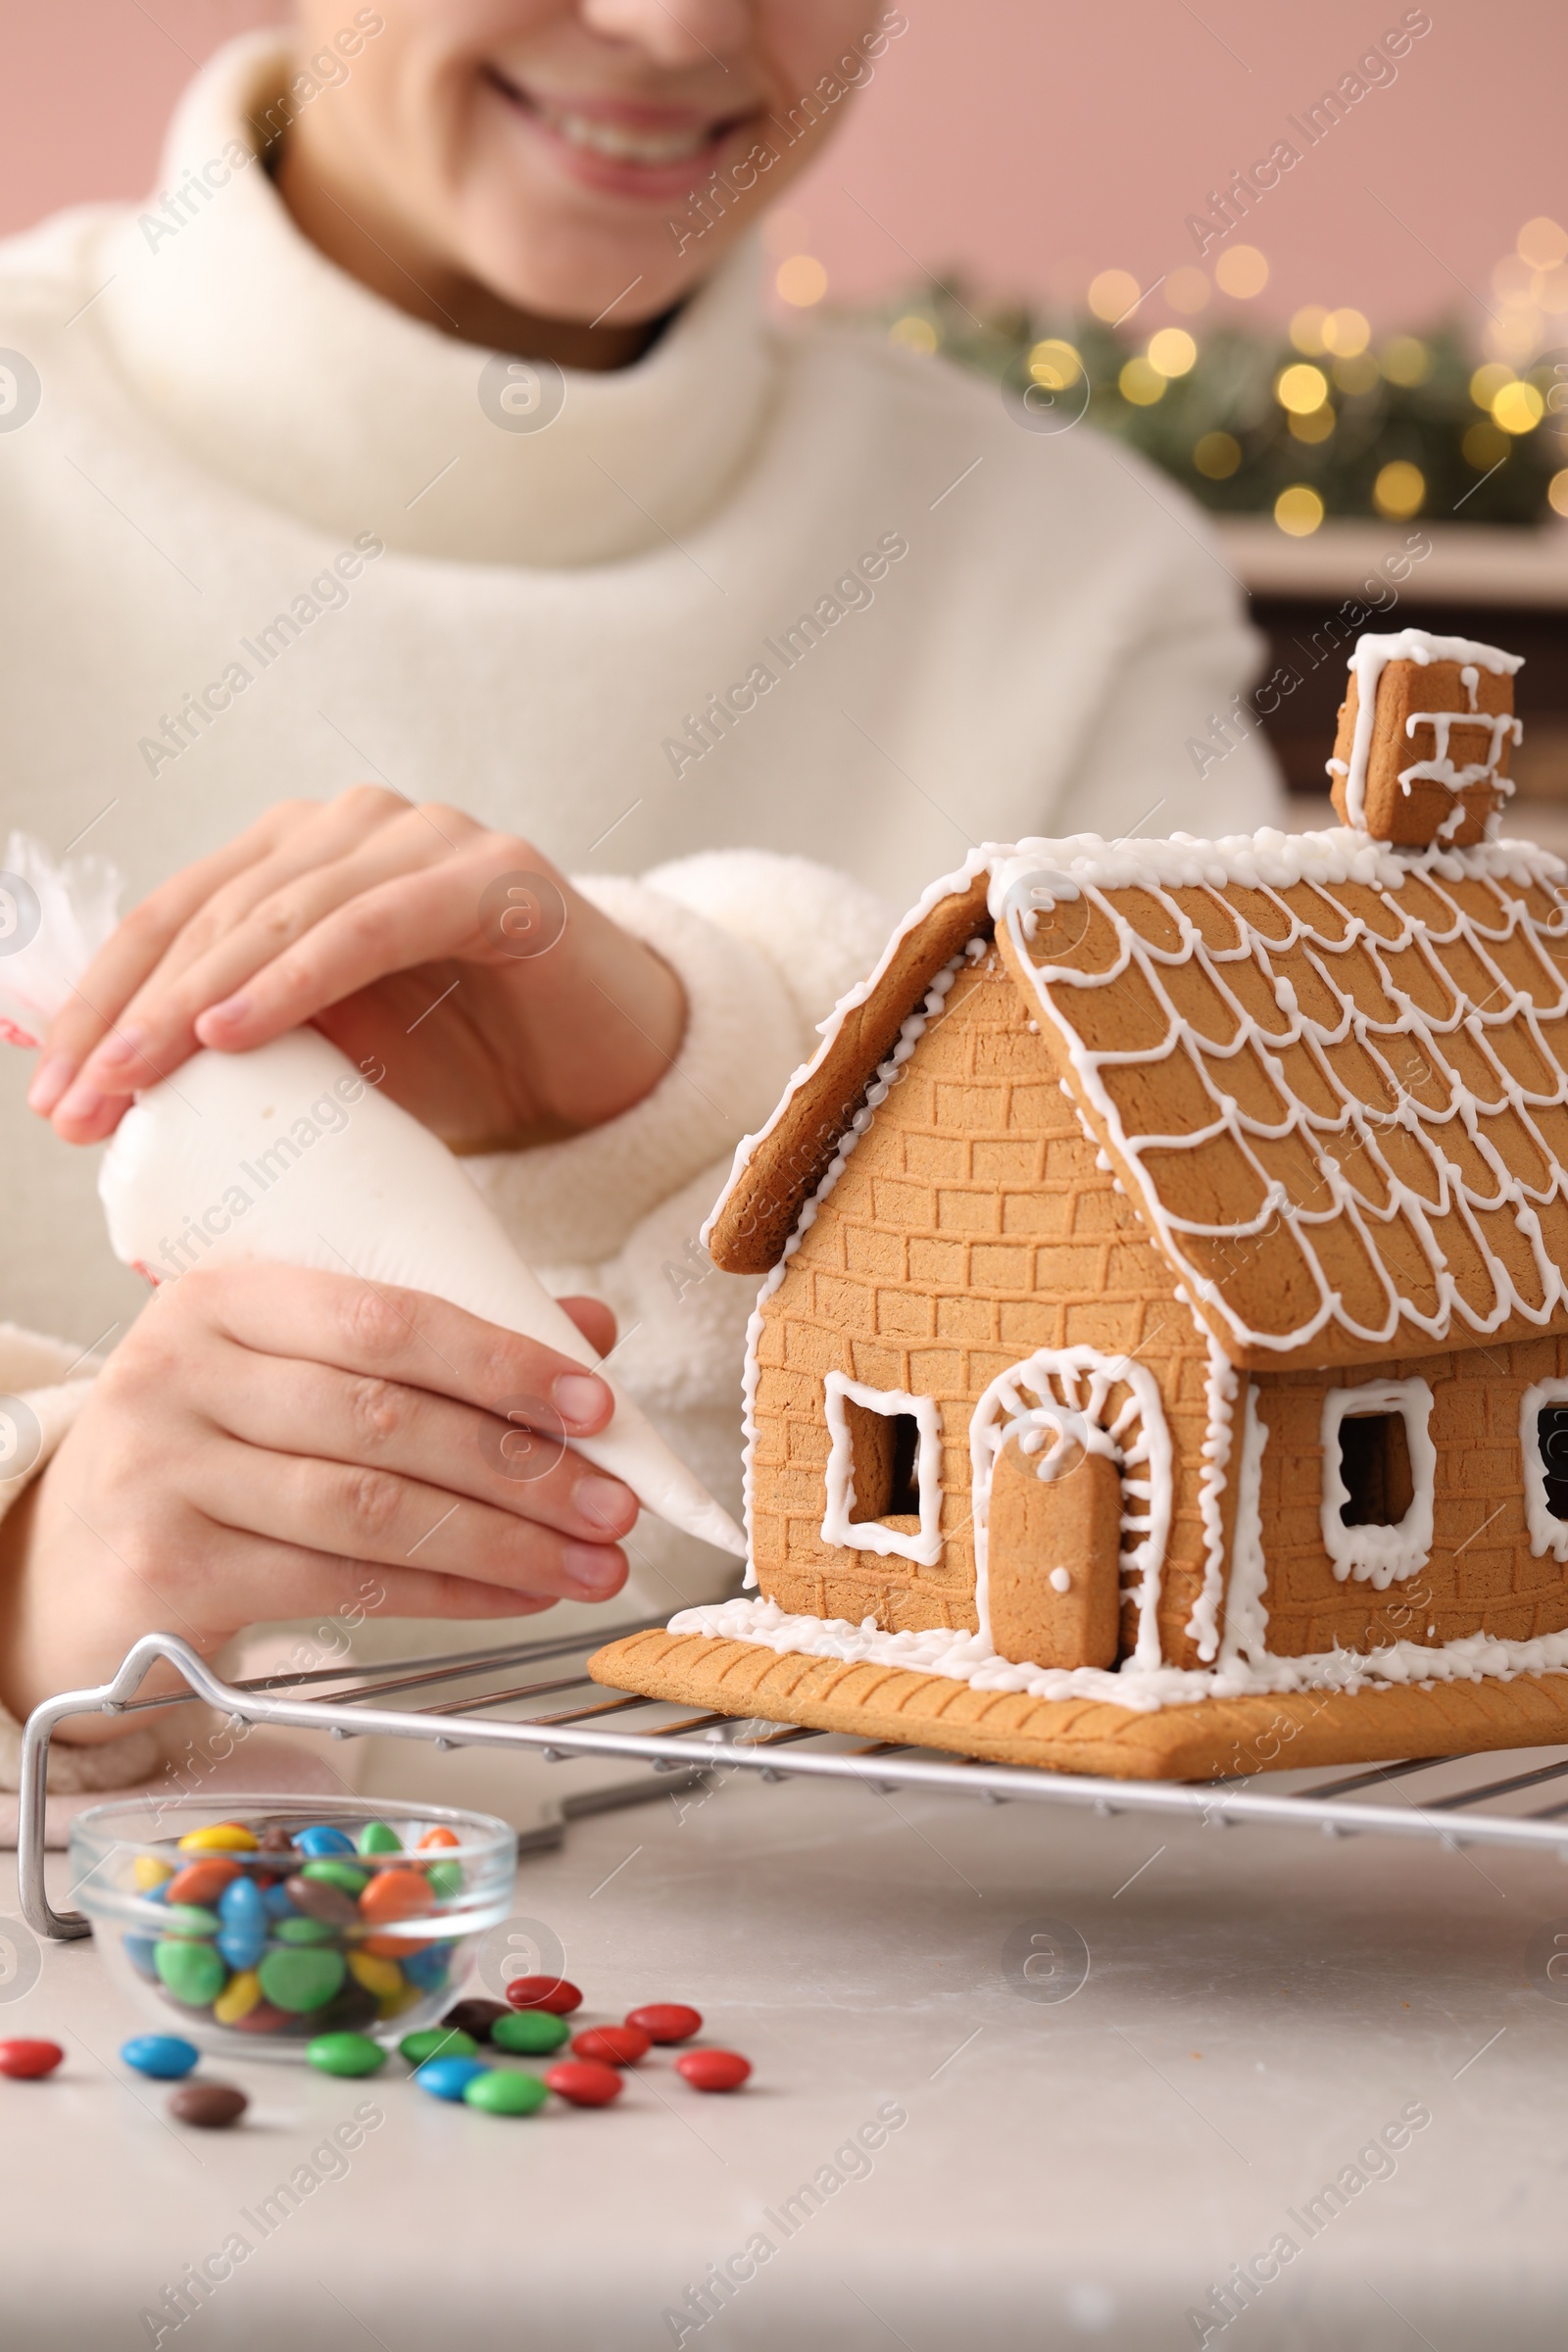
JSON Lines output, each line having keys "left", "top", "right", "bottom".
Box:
{"left": 704, "top": 828, "right": 1568, "bottom": 1371}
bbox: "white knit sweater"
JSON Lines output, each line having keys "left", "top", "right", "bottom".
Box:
{"left": 0, "top": 36, "right": 1280, "bottom": 1786}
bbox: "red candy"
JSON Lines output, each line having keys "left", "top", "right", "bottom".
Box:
{"left": 544, "top": 2059, "right": 623, "bottom": 2107}
{"left": 625, "top": 2003, "right": 702, "bottom": 2044}
{"left": 505, "top": 1975, "right": 582, "bottom": 2016}
{"left": 571, "top": 2024, "right": 650, "bottom": 2068}
{"left": 232, "top": 2001, "right": 291, "bottom": 2036}
{"left": 0, "top": 2039, "right": 64, "bottom": 2080}
{"left": 676, "top": 2049, "right": 752, "bottom": 2092}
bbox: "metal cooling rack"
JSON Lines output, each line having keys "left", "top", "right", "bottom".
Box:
{"left": 21, "top": 1618, "right": 1568, "bottom": 1940}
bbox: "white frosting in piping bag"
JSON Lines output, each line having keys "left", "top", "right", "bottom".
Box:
{"left": 97, "top": 1029, "right": 747, "bottom": 1557}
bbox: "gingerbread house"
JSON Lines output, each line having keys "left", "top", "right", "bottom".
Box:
{"left": 593, "top": 631, "right": 1568, "bottom": 1778}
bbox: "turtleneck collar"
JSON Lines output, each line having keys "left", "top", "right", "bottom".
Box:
{"left": 91, "top": 32, "right": 779, "bottom": 568}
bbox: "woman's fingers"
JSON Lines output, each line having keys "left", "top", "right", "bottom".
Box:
{"left": 50, "top": 790, "right": 439, "bottom": 1134}
{"left": 199, "top": 1263, "right": 615, "bottom": 1435}
{"left": 183, "top": 1434, "right": 628, "bottom": 1601}
{"left": 221, "top": 1350, "right": 638, "bottom": 1544}
{"left": 31, "top": 804, "right": 316, "bottom": 1110}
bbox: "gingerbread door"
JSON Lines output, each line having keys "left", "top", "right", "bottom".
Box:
{"left": 985, "top": 1432, "right": 1122, "bottom": 1669}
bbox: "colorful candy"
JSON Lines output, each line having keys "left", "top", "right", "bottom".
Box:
{"left": 307, "top": 2033, "right": 386, "bottom": 2078}
{"left": 120, "top": 2035, "right": 199, "bottom": 2080}
{"left": 348, "top": 1952, "right": 406, "bottom": 2001}
{"left": 571, "top": 2025, "right": 650, "bottom": 2068}
{"left": 415, "top": 2055, "right": 489, "bottom": 2102}
{"left": 169, "top": 2082, "right": 248, "bottom": 2128}
{"left": 544, "top": 2059, "right": 622, "bottom": 2107}
{"left": 216, "top": 1879, "right": 268, "bottom": 1972}
{"left": 491, "top": 2009, "right": 569, "bottom": 2056}
{"left": 443, "top": 1999, "right": 507, "bottom": 2042}
{"left": 176, "top": 1823, "right": 258, "bottom": 1854}
{"left": 0, "top": 2039, "right": 64, "bottom": 2080}
{"left": 505, "top": 1975, "right": 581, "bottom": 2016}
{"left": 155, "top": 1939, "right": 227, "bottom": 2008}
{"left": 464, "top": 2068, "right": 548, "bottom": 2116}
{"left": 213, "top": 1972, "right": 262, "bottom": 2027}
{"left": 676, "top": 2050, "right": 752, "bottom": 2092}
{"left": 294, "top": 1824, "right": 357, "bottom": 1858}
{"left": 258, "top": 1946, "right": 345, "bottom": 2013}
{"left": 166, "top": 1859, "right": 241, "bottom": 1909}
{"left": 400, "top": 2027, "right": 477, "bottom": 2067}
{"left": 626, "top": 2003, "right": 702, "bottom": 2044}
{"left": 357, "top": 1821, "right": 402, "bottom": 1855}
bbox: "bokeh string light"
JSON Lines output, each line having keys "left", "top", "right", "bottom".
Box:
{"left": 860, "top": 217, "right": 1568, "bottom": 532}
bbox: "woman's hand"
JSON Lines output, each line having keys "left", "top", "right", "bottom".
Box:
{"left": 28, "top": 788, "right": 686, "bottom": 1151}
{"left": 0, "top": 1263, "right": 637, "bottom": 1737}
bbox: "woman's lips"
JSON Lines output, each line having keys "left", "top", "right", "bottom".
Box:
{"left": 485, "top": 70, "right": 757, "bottom": 200}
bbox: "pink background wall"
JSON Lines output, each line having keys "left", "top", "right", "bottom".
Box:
{"left": 2, "top": 2, "right": 1560, "bottom": 333}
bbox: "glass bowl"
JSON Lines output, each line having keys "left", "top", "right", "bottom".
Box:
{"left": 71, "top": 1793, "right": 516, "bottom": 2062}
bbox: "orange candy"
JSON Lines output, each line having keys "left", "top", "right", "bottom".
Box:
{"left": 358, "top": 1866, "right": 435, "bottom": 1959}
{"left": 416, "top": 1828, "right": 461, "bottom": 1851}
{"left": 165, "top": 1859, "right": 242, "bottom": 1908}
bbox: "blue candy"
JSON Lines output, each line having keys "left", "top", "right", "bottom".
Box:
{"left": 121, "top": 2034, "right": 200, "bottom": 2081}
{"left": 414, "top": 2056, "right": 488, "bottom": 2102}
{"left": 294, "top": 1824, "right": 356, "bottom": 1857}
{"left": 400, "top": 1944, "right": 452, "bottom": 1991}
{"left": 216, "top": 1877, "right": 268, "bottom": 1971}
{"left": 262, "top": 1881, "right": 298, "bottom": 1921}
{"left": 122, "top": 1934, "right": 160, "bottom": 1983}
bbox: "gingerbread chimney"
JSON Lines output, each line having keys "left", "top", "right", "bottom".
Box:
{"left": 1327, "top": 629, "right": 1523, "bottom": 848}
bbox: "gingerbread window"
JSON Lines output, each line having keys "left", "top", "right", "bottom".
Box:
{"left": 1319, "top": 1379, "right": 1435, "bottom": 1588}
{"left": 820, "top": 1373, "right": 943, "bottom": 1567}
{"left": 1521, "top": 1379, "right": 1568, "bottom": 1562}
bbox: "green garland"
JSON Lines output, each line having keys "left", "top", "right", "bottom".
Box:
{"left": 858, "top": 283, "right": 1567, "bottom": 527}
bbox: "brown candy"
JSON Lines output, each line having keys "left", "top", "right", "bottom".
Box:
{"left": 258, "top": 1827, "right": 298, "bottom": 1853}
{"left": 442, "top": 1998, "right": 508, "bottom": 2043}
{"left": 284, "top": 1874, "right": 360, "bottom": 1927}
{"left": 168, "top": 2082, "right": 248, "bottom": 2129}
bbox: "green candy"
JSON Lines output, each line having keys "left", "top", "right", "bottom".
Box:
{"left": 274, "top": 1916, "right": 338, "bottom": 1946}
{"left": 160, "top": 1904, "right": 220, "bottom": 1938}
{"left": 259, "top": 1946, "right": 346, "bottom": 2014}
{"left": 357, "top": 1822, "right": 401, "bottom": 1855}
{"left": 400, "top": 2027, "right": 478, "bottom": 2067}
{"left": 425, "top": 1861, "right": 464, "bottom": 1901}
{"left": 464, "top": 2068, "right": 549, "bottom": 2116}
{"left": 490, "top": 2009, "right": 569, "bottom": 2056}
{"left": 154, "top": 1938, "right": 227, "bottom": 2007}
{"left": 301, "top": 1859, "right": 368, "bottom": 1897}
{"left": 307, "top": 2033, "right": 385, "bottom": 2079}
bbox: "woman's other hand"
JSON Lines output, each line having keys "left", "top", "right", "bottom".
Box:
{"left": 0, "top": 1265, "right": 635, "bottom": 1735}
{"left": 29, "top": 789, "right": 685, "bottom": 1150}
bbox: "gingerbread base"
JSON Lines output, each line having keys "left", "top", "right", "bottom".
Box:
{"left": 587, "top": 1631, "right": 1568, "bottom": 1782}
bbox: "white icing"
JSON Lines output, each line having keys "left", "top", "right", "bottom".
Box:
{"left": 1520, "top": 1378, "right": 1568, "bottom": 1563}
{"left": 1318, "top": 1378, "right": 1436, "bottom": 1588}
{"left": 666, "top": 1591, "right": 1568, "bottom": 1712}
{"left": 1216, "top": 1384, "right": 1270, "bottom": 1668}
{"left": 1048, "top": 1567, "right": 1072, "bottom": 1592}
{"left": 1186, "top": 1339, "right": 1239, "bottom": 1663}
{"left": 1327, "top": 630, "right": 1524, "bottom": 827}
{"left": 968, "top": 1347, "right": 1172, "bottom": 1670}
{"left": 820, "top": 1372, "right": 944, "bottom": 1567}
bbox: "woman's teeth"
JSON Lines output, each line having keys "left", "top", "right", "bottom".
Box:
{"left": 534, "top": 104, "right": 717, "bottom": 165}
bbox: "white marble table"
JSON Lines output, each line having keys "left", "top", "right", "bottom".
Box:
{"left": 2, "top": 1754, "right": 1566, "bottom": 2350}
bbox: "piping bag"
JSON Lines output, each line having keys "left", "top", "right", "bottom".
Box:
{"left": 0, "top": 835, "right": 746, "bottom": 1560}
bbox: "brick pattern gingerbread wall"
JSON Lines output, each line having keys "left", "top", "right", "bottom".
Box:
{"left": 750, "top": 957, "right": 1231, "bottom": 1668}
{"left": 1253, "top": 1341, "right": 1568, "bottom": 1653}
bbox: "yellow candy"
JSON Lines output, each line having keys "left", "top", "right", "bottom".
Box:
{"left": 376, "top": 1983, "right": 423, "bottom": 2022}
{"left": 347, "top": 1952, "right": 405, "bottom": 2000}
{"left": 213, "top": 1969, "right": 262, "bottom": 2025}
{"left": 177, "top": 1822, "right": 259, "bottom": 1853}
{"left": 132, "top": 1857, "right": 174, "bottom": 1891}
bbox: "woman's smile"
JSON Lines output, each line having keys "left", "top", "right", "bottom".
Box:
{"left": 483, "top": 65, "right": 757, "bottom": 200}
